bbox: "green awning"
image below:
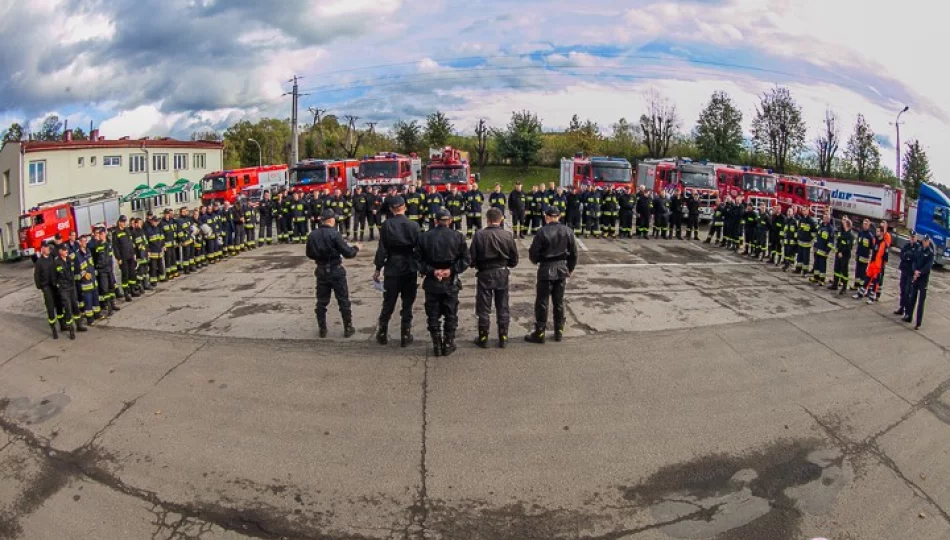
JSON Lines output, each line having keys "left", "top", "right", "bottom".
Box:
{"left": 133, "top": 189, "right": 160, "bottom": 199}
{"left": 152, "top": 183, "right": 168, "bottom": 192}
{"left": 165, "top": 181, "right": 194, "bottom": 195}
{"left": 122, "top": 184, "right": 152, "bottom": 202}
{"left": 173, "top": 178, "right": 191, "bottom": 186}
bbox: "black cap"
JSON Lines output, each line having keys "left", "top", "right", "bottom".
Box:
{"left": 544, "top": 206, "right": 561, "bottom": 217}
{"left": 909, "top": 230, "right": 917, "bottom": 237}
{"left": 118, "top": 215, "right": 128, "bottom": 222}
{"left": 149, "top": 214, "right": 160, "bottom": 221}
{"left": 435, "top": 208, "right": 451, "bottom": 221}
{"left": 57, "top": 243, "right": 69, "bottom": 252}
{"left": 43, "top": 239, "right": 57, "bottom": 247}
{"left": 390, "top": 196, "right": 406, "bottom": 207}
{"left": 320, "top": 209, "right": 337, "bottom": 220}
{"left": 923, "top": 234, "right": 932, "bottom": 241}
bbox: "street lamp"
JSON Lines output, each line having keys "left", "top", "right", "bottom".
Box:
{"left": 247, "top": 138, "right": 262, "bottom": 167}
{"left": 894, "top": 105, "right": 909, "bottom": 180}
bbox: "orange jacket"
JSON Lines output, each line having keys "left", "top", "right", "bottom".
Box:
{"left": 867, "top": 237, "right": 887, "bottom": 279}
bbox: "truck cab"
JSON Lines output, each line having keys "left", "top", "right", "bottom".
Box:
{"left": 912, "top": 183, "right": 950, "bottom": 265}
{"left": 18, "top": 190, "right": 120, "bottom": 257}
{"left": 201, "top": 165, "right": 289, "bottom": 205}
{"left": 636, "top": 158, "right": 718, "bottom": 219}
{"left": 776, "top": 176, "right": 830, "bottom": 218}
{"left": 357, "top": 153, "right": 422, "bottom": 191}
{"left": 562, "top": 155, "right": 633, "bottom": 191}
{"left": 424, "top": 147, "right": 476, "bottom": 192}
{"left": 290, "top": 159, "right": 360, "bottom": 194}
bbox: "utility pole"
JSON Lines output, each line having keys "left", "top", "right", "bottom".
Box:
{"left": 285, "top": 75, "right": 309, "bottom": 166}
{"left": 308, "top": 107, "right": 325, "bottom": 129}
{"left": 892, "top": 105, "right": 909, "bottom": 181}
{"left": 365, "top": 122, "right": 378, "bottom": 135}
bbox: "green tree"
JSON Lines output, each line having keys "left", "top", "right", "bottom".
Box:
{"left": 493, "top": 110, "right": 544, "bottom": 166}
{"left": 71, "top": 127, "right": 88, "bottom": 141}
{"left": 902, "top": 140, "right": 931, "bottom": 200}
{"left": 844, "top": 114, "right": 880, "bottom": 182}
{"left": 191, "top": 130, "right": 222, "bottom": 142}
{"left": 37, "top": 115, "right": 63, "bottom": 141}
{"left": 814, "top": 108, "right": 840, "bottom": 177}
{"left": 566, "top": 114, "right": 601, "bottom": 155}
{"left": 393, "top": 120, "right": 423, "bottom": 155}
{"left": 222, "top": 118, "right": 292, "bottom": 168}
{"left": 2, "top": 122, "right": 24, "bottom": 143}
{"left": 640, "top": 89, "right": 679, "bottom": 158}
{"left": 694, "top": 91, "right": 744, "bottom": 162}
{"left": 751, "top": 86, "right": 806, "bottom": 173}
{"left": 423, "top": 111, "right": 454, "bottom": 149}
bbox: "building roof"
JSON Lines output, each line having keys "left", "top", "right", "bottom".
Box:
{"left": 17, "top": 139, "right": 224, "bottom": 153}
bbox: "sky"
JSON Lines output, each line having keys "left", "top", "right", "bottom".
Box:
{"left": 0, "top": 0, "right": 945, "bottom": 184}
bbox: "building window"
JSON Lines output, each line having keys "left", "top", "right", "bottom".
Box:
{"left": 130, "top": 154, "right": 146, "bottom": 173}
{"left": 91, "top": 156, "right": 97, "bottom": 166}
{"left": 2, "top": 170, "right": 9, "bottom": 196}
{"left": 28, "top": 161, "right": 46, "bottom": 185}
{"left": 174, "top": 191, "right": 190, "bottom": 204}
{"left": 104, "top": 156, "right": 120, "bottom": 167}
{"left": 153, "top": 154, "right": 168, "bottom": 172}
{"left": 193, "top": 153, "right": 206, "bottom": 169}
{"left": 174, "top": 153, "right": 188, "bottom": 170}
{"left": 131, "top": 199, "right": 145, "bottom": 212}
{"left": 152, "top": 194, "right": 168, "bottom": 207}
{"left": 78, "top": 157, "right": 85, "bottom": 168}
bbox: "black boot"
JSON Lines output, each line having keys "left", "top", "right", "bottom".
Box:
{"left": 343, "top": 320, "right": 356, "bottom": 338}
{"left": 554, "top": 326, "right": 564, "bottom": 342}
{"left": 400, "top": 328, "right": 414, "bottom": 347}
{"left": 474, "top": 329, "right": 489, "bottom": 349}
{"left": 130, "top": 287, "right": 141, "bottom": 298}
{"left": 524, "top": 327, "right": 545, "bottom": 344}
{"left": 106, "top": 302, "right": 114, "bottom": 317}
{"left": 498, "top": 326, "right": 508, "bottom": 348}
{"left": 318, "top": 326, "right": 328, "bottom": 338}
{"left": 68, "top": 322, "right": 76, "bottom": 340}
{"left": 76, "top": 318, "right": 88, "bottom": 332}
{"left": 693, "top": 233, "right": 699, "bottom": 240}
{"left": 442, "top": 334, "right": 457, "bottom": 356}
{"left": 50, "top": 323, "right": 59, "bottom": 340}
{"left": 376, "top": 326, "right": 388, "bottom": 345}
{"left": 59, "top": 319, "right": 69, "bottom": 332}
{"left": 704, "top": 237, "right": 712, "bottom": 244}
{"left": 111, "top": 300, "right": 121, "bottom": 312}
{"left": 431, "top": 333, "right": 443, "bottom": 357}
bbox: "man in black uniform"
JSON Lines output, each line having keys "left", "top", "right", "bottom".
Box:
{"left": 853, "top": 218, "right": 874, "bottom": 290}
{"left": 290, "top": 191, "right": 308, "bottom": 243}
{"left": 469, "top": 208, "right": 519, "bottom": 348}
{"left": 306, "top": 209, "right": 361, "bottom": 338}
{"left": 796, "top": 207, "right": 817, "bottom": 275}
{"left": 177, "top": 207, "right": 194, "bottom": 273}
{"left": 894, "top": 231, "right": 920, "bottom": 316}
{"left": 810, "top": 213, "right": 836, "bottom": 284}
{"left": 373, "top": 196, "right": 421, "bottom": 347}
{"left": 526, "top": 184, "right": 542, "bottom": 234}
{"left": 569, "top": 185, "right": 585, "bottom": 236}
{"left": 465, "top": 183, "right": 485, "bottom": 238}
{"left": 583, "top": 186, "right": 601, "bottom": 239}
{"left": 828, "top": 217, "right": 854, "bottom": 294}
{"left": 91, "top": 227, "right": 120, "bottom": 316}
{"left": 112, "top": 215, "right": 137, "bottom": 300}
{"left": 34, "top": 241, "right": 61, "bottom": 338}
{"left": 669, "top": 190, "right": 683, "bottom": 239}
{"left": 54, "top": 243, "right": 83, "bottom": 338}
{"left": 705, "top": 199, "right": 726, "bottom": 244}
{"left": 769, "top": 206, "right": 785, "bottom": 264}
{"left": 508, "top": 181, "right": 526, "bottom": 238}
{"left": 600, "top": 186, "right": 618, "bottom": 238}
{"left": 489, "top": 184, "right": 507, "bottom": 222}
{"left": 144, "top": 215, "right": 165, "bottom": 287}
{"left": 686, "top": 192, "right": 701, "bottom": 240}
{"left": 903, "top": 235, "right": 935, "bottom": 329}
{"left": 525, "top": 206, "right": 578, "bottom": 344}
{"left": 403, "top": 185, "right": 423, "bottom": 232}
{"left": 618, "top": 186, "right": 634, "bottom": 238}
{"left": 417, "top": 208, "right": 470, "bottom": 356}
{"left": 425, "top": 186, "right": 445, "bottom": 230}
{"left": 635, "top": 187, "right": 652, "bottom": 239}
{"left": 369, "top": 187, "right": 384, "bottom": 239}
{"left": 259, "top": 191, "right": 275, "bottom": 245}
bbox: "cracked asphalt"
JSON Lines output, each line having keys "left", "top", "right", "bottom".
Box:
{"left": 1, "top": 238, "right": 950, "bottom": 540}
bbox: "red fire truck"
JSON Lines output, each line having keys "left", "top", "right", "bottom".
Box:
{"left": 636, "top": 158, "right": 719, "bottom": 220}
{"left": 776, "top": 176, "right": 830, "bottom": 218}
{"left": 559, "top": 154, "right": 634, "bottom": 191}
{"left": 715, "top": 166, "right": 778, "bottom": 208}
{"left": 18, "top": 190, "right": 121, "bottom": 257}
{"left": 290, "top": 159, "right": 360, "bottom": 195}
{"left": 200, "top": 165, "right": 289, "bottom": 205}
{"left": 356, "top": 152, "right": 422, "bottom": 190}
{"left": 423, "top": 147, "right": 477, "bottom": 192}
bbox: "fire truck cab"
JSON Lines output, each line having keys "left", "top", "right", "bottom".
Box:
{"left": 776, "top": 176, "right": 830, "bottom": 218}
{"left": 290, "top": 159, "right": 360, "bottom": 195}
{"left": 18, "top": 190, "right": 120, "bottom": 257}
{"left": 715, "top": 166, "right": 778, "bottom": 208}
{"left": 424, "top": 147, "right": 477, "bottom": 192}
{"left": 201, "top": 165, "right": 289, "bottom": 205}
{"left": 357, "top": 152, "right": 422, "bottom": 190}
{"left": 636, "top": 158, "right": 719, "bottom": 220}
{"left": 559, "top": 154, "right": 634, "bottom": 191}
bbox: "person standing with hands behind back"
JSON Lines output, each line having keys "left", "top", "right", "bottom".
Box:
{"left": 903, "top": 235, "right": 935, "bottom": 330}
{"left": 470, "top": 208, "right": 519, "bottom": 348}
{"left": 417, "top": 209, "right": 470, "bottom": 357}
{"left": 525, "top": 206, "right": 577, "bottom": 344}
{"left": 306, "top": 209, "right": 362, "bottom": 339}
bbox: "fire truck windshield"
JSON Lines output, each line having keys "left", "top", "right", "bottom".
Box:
{"left": 591, "top": 165, "right": 631, "bottom": 183}
{"left": 360, "top": 161, "right": 398, "bottom": 179}
{"left": 428, "top": 167, "right": 468, "bottom": 184}
{"left": 743, "top": 174, "right": 776, "bottom": 194}
{"left": 19, "top": 215, "right": 39, "bottom": 229}
{"left": 202, "top": 176, "right": 227, "bottom": 192}
{"left": 293, "top": 167, "right": 327, "bottom": 185}
{"left": 808, "top": 186, "right": 830, "bottom": 204}
{"left": 680, "top": 171, "right": 716, "bottom": 189}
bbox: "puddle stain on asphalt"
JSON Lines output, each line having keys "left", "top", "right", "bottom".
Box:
{"left": 1, "top": 394, "right": 71, "bottom": 425}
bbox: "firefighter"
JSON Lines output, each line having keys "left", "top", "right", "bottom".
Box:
{"left": 161, "top": 208, "right": 179, "bottom": 278}
{"left": 583, "top": 185, "right": 602, "bottom": 239}
{"left": 221, "top": 200, "right": 237, "bottom": 255}
{"left": 133, "top": 217, "right": 151, "bottom": 290}
{"left": 351, "top": 186, "right": 370, "bottom": 241}
{"left": 55, "top": 243, "right": 83, "bottom": 338}
{"left": 508, "top": 181, "right": 526, "bottom": 238}
{"left": 191, "top": 208, "right": 205, "bottom": 268}
{"left": 91, "top": 227, "right": 120, "bottom": 316}
{"left": 370, "top": 187, "right": 385, "bottom": 239}
{"left": 144, "top": 215, "right": 165, "bottom": 288}
{"left": 470, "top": 208, "right": 519, "bottom": 348}
{"left": 894, "top": 231, "right": 920, "bottom": 316}
{"left": 446, "top": 185, "right": 464, "bottom": 232}
{"left": 810, "top": 213, "right": 836, "bottom": 284}
{"left": 373, "top": 196, "right": 422, "bottom": 347}
{"left": 669, "top": 190, "right": 683, "bottom": 240}
{"left": 655, "top": 191, "right": 671, "bottom": 239}
{"left": 306, "top": 209, "right": 361, "bottom": 339}
{"left": 76, "top": 234, "right": 101, "bottom": 324}
{"left": 280, "top": 191, "right": 293, "bottom": 243}
{"left": 704, "top": 199, "right": 726, "bottom": 244}
{"left": 230, "top": 199, "right": 244, "bottom": 252}
{"left": 725, "top": 199, "right": 742, "bottom": 251}
{"left": 769, "top": 206, "right": 785, "bottom": 265}
{"left": 176, "top": 208, "right": 192, "bottom": 273}
{"left": 465, "top": 182, "right": 485, "bottom": 238}
{"left": 568, "top": 185, "right": 585, "bottom": 236}
{"left": 289, "top": 191, "right": 307, "bottom": 242}
{"left": 600, "top": 186, "right": 618, "bottom": 238}
{"left": 417, "top": 208, "right": 470, "bottom": 356}
{"left": 854, "top": 223, "right": 888, "bottom": 303}
{"left": 526, "top": 184, "right": 542, "bottom": 234}
{"left": 795, "top": 207, "right": 817, "bottom": 275}
{"left": 243, "top": 199, "right": 257, "bottom": 249}
{"left": 538, "top": 183, "right": 553, "bottom": 215}
{"left": 635, "top": 187, "right": 652, "bottom": 239}
{"left": 903, "top": 235, "right": 935, "bottom": 329}
{"left": 340, "top": 189, "right": 354, "bottom": 239}
{"left": 618, "top": 186, "right": 634, "bottom": 239}
{"left": 258, "top": 191, "right": 274, "bottom": 245}
{"left": 65, "top": 230, "right": 80, "bottom": 255}
{"left": 199, "top": 206, "right": 215, "bottom": 263}
{"left": 112, "top": 215, "right": 137, "bottom": 300}
{"left": 755, "top": 204, "right": 769, "bottom": 260}
{"left": 402, "top": 185, "right": 420, "bottom": 231}
{"left": 525, "top": 206, "right": 578, "bottom": 344}
{"left": 34, "top": 240, "right": 62, "bottom": 339}
{"left": 828, "top": 217, "right": 854, "bottom": 294}
{"left": 685, "top": 192, "right": 701, "bottom": 241}
{"left": 425, "top": 186, "right": 445, "bottom": 230}
{"left": 782, "top": 207, "right": 798, "bottom": 271}
{"left": 552, "top": 186, "right": 568, "bottom": 226}
{"left": 489, "top": 184, "right": 507, "bottom": 223}
{"left": 743, "top": 203, "right": 757, "bottom": 255}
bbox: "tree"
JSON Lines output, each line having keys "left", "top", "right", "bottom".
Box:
{"left": 222, "top": 118, "right": 292, "bottom": 168}
{"left": 493, "top": 110, "right": 544, "bottom": 166}
{"left": 2, "top": 122, "right": 24, "bottom": 143}
{"left": 845, "top": 114, "right": 880, "bottom": 182}
{"left": 902, "top": 140, "right": 931, "bottom": 200}
{"left": 423, "top": 111, "right": 454, "bottom": 149}
{"left": 191, "top": 130, "right": 222, "bottom": 142}
{"left": 71, "top": 127, "right": 88, "bottom": 141}
{"left": 37, "top": 115, "right": 63, "bottom": 141}
{"left": 751, "top": 86, "right": 806, "bottom": 173}
{"left": 639, "top": 89, "right": 679, "bottom": 158}
{"left": 814, "top": 108, "right": 840, "bottom": 177}
{"left": 567, "top": 114, "right": 601, "bottom": 155}
{"left": 474, "top": 119, "right": 490, "bottom": 170}
{"left": 340, "top": 116, "right": 366, "bottom": 159}
{"left": 693, "top": 91, "right": 744, "bottom": 162}
{"left": 393, "top": 120, "right": 422, "bottom": 155}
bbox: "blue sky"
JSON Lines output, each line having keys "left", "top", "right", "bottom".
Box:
{"left": 1, "top": 0, "right": 945, "bottom": 182}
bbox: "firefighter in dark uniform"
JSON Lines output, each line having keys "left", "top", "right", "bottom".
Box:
{"left": 653, "top": 192, "right": 670, "bottom": 239}
{"left": 723, "top": 199, "right": 741, "bottom": 250}
{"left": 341, "top": 190, "right": 354, "bottom": 239}
{"left": 258, "top": 191, "right": 274, "bottom": 245}
{"left": 112, "top": 215, "right": 137, "bottom": 300}
{"left": 525, "top": 185, "right": 541, "bottom": 235}
{"left": 192, "top": 208, "right": 206, "bottom": 268}
{"left": 795, "top": 207, "right": 817, "bottom": 274}
{"left": 635, "top": 187, "right": 652, "bottom": 239}
{"left": 34, "top": 241, "right": 62, "bottom": 338}
{"left": 810, "top": 213, "right": 836, "bottom": 284}
{"left": 552, "top": 187, "right": 568, "bottom": 226}
{"left": 144, "top": 215, "right": 165, "bottom": 287}
{"left": 618, "top": 186, "right": 635, "bottom": 239}
{"left": 469, "top": 208, "right": 519, "bottom": 348}
{"left": 227, "top": 201, "right": 242, "bottom": 254}
{"left": 55, "top": 243, "right": 84, "bottom": 338}
{"left": 132, "top": 217, "right": 151, "bottom": 290}
{"left": 351, "top": 186, "right": 369, "bottom": 241}
{"left": 568, "top": 185, "right": 585, "bottom": 235}
{"left": 852, "top": 218, "right": 874, "bottom": 290}
{"left": 489, "top": 184, "right": 507, "bottom": 223}
{"left": 743, "top": 203, "right": 757, "bottom": 255}
{"left": 599, "top": 186, "right": 617, "bottom": 237}
{"left": 669, "top": 190, "right": 683, "bottom": 239}
{"left": 373, "top": 197, "right": 421, "bottom": 347}
{"left": 91, "top": 227, "right": 120, "bottom": 316}
{"left": 754, "top": 204, "right": 769, "bottom": 259}
{"left": 243, "top": 200, "right": 257, "bottom": 249}
{"left": 903, "top": 235, "right": 935, "bottom": 329}
{"left": 894, "top": 231, "right": 920, "bottom": 316}
{"left": 446, "top": 186, "right": 464, "bottom": 232}
{"left": 290, "top": 191, "right": 308, "bottom": 242}
{"left": 306, "top": 209, "right": 361, "bottom": 338}
{"left": 769, "top": 206, "right": 785, "bottom": 265}
{"left": 508, "top": 182, "right": 526, "bottom": 238}
{"left": 685, "top": 192, "right": 701, "bottom": 240}
{"left": 828, "top": 217, "right": 854, "bottom": 293}
{"left": 425, "top": 186, "right": 445, "bottom": 230}
{"left": 369, "top": 187, "right": 384, "bottom": 239}
{"left": 161, "top": 208, "right": 178, "bottom": 278}
{"left": 176, "top": 207, "right": 193, "bottom": 273}
{"left": 417, "top": 208, "right": 470, "bottom": 356}
{"left": 705, "top": 199, "right": 725, "bottom": 244}
{"left": 401, "top": 185, "right": 421, "bottom": 230}
{"left": 583, "top": 186, "right": 602, "bottom": 238}
{"left": 525, "top": 206, "right": 577, "bottom": 344}
{"left": 782, "top": 207, "right": 798, "bottom": 271}
{"left": 76, "top": 234, "right": 101, "bottom": 324}
{"left": 279, "top": 191, "right": 292, "bottom": 243}
{"left": 465, "top": 183, "right": 485, "bottom": 238}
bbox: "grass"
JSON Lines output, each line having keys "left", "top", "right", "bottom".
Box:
{"left": 473, "top": 165, "right": 560, "bottom": 193}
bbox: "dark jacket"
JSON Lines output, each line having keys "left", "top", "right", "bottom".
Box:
{"left": 112, "top": 228, "right": 136, "bottom": 261}
{"left": 470, "top": 225, "right": 519, "bottom": 276}
{"left": 374, "top": 214, "right": 421, "bottom": 277}
{"left": 54, "top": 255, "right": 76, "bottom": 290}
{"left": 416, "top": 225, "right": 470, "bottom": 293}
{"left": 508, "top": 189, "right": 525, "bottom": 213}
{"left": 686, "top": 196, "right": 700, "bottom": 217}
{"left": 306, "top": 224, "right": 359, "bottom": 268}
{"left": 899, "top": 241, "right": 921, "bottom": 272}
{"left": 34, "top": 254, "right": 57, "bottom": 289}
{"left": 913, "top": 244, "right": 935, "bottom": 286}
{"left": 528, "top": 221, "right": 578, "bottom": 281}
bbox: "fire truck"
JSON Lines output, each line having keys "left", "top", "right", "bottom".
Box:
{"left": 636, "top": 158, "right": 719, "bottom": 220}
{"left": 559, "top": 154, "right": 634, "bottom": 191}
{"left": 715, "top": 166, "right": 778, "bottom": 208}
{"left": 775, "top": 176, "right": 830, "bottom": 218}
{"left": 356, "top": 152, "right": 422, "bottom": 190}
{"left": 200, "top": 165, "right": 289, "bottom": 205}
{"left": 290, "top": 159, "right": 360, "bottom": 195}
{"left": 18, "top": 190, "right": 121, "bottom": 257}
{"left": 423, "top": 147, "right": 477, "bottom": 192}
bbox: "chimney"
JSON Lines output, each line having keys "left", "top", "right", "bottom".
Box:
{"left": 90, "top": 129, "right": 99, "bottom": 141}
{"left": 63, "top": 129, "right": 73, "bottom": 142}
{"left": 119, "top": 136, "right": 130, "bottom": 141}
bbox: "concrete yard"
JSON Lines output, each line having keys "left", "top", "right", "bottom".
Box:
{"left": 1, "top": 236, "right": 949, "bottom": 540}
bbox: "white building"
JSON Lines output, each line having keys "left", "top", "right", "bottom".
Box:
{"left": 0, "top": 130, "right": 224, "bottom": 258}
